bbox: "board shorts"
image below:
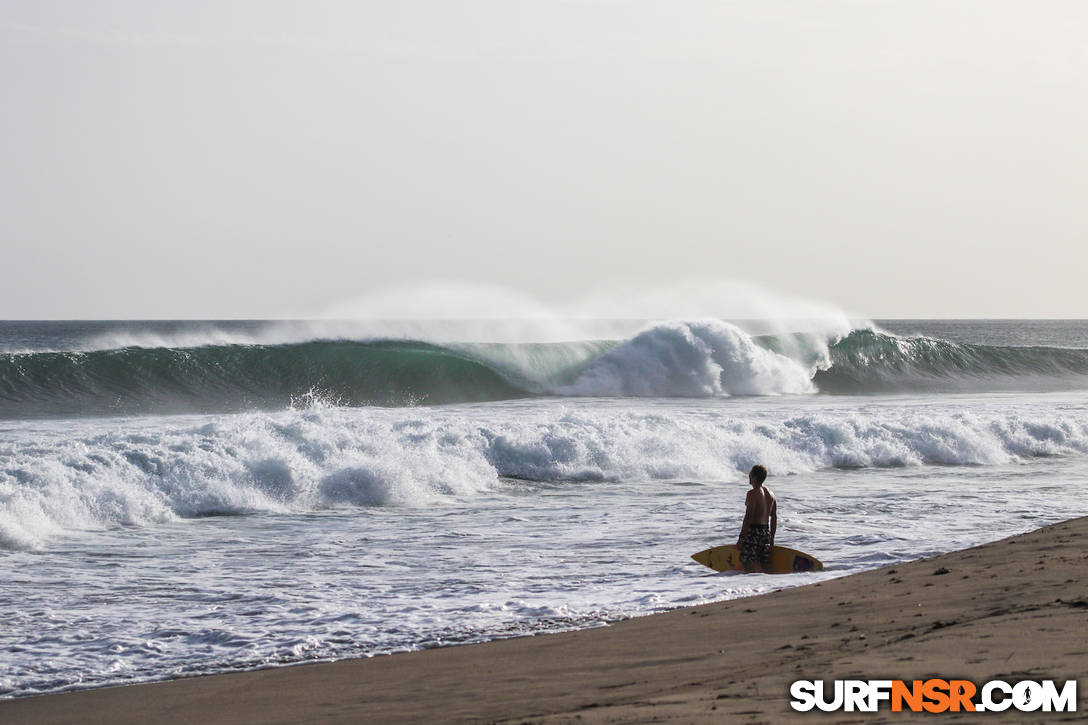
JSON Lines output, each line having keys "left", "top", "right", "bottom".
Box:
{"left": 739, "top": 524, "right": 772, "bottom": 568}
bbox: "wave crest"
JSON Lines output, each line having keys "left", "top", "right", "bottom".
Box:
{"left": 558, "top": 320, "right": 815, "bottom": 397}
{"left": 816, "top": 329, "right": 1088, "bottom": 393}
{"left": 4, "top": 324, "right": 1088, "bottom": 419}
{"left": 0, "top": 341, "right": 531, "bottom": 419}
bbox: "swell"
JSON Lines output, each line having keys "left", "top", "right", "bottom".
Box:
{"left": 4, "top": 325, "right": 1088, "bottom": 419}
{"left": 0, "top": 341, "right": 534, "bottom": 419}
{"left": 815, "top": 329, "right": 1088, "bottom": 393}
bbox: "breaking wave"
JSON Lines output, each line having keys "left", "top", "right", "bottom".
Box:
{"left": 814, "top": 329, "right": 1088, "bottom": 393}
{"left": 3, "top": 404, "right": 1087, "bottom": 550}
{"left": 3, "top": 321, "right": 1088, "bottom": 419}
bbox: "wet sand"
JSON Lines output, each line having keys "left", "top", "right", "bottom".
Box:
{"left": 4, "top": 518, "right": 1086, "bottom": 723}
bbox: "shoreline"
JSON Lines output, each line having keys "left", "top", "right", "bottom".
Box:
{"left": 4, "top": 518, "right": 1086, "bottom": 723}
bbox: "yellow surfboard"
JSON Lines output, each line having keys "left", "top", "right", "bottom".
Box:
{"left": 691, "top": 544, "right": 824, "bottom": 574}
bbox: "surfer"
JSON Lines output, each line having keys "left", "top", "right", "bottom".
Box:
{"left": 736, "top": 464, "right": 776, "bottom": 572}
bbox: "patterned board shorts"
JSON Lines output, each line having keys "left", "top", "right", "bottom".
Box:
{"left": 739, "top": 524, "right": 772, "bottom": 567}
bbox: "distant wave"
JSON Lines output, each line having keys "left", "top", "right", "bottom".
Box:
{"left": 3, "top": 322, "right": 1088, "bottom": 419}
{"left": 3, "top": 404, "right": 1087, "bottom": 550}
{"left": 815, "top": 329, "right": 1088, "bottom": 393}
{"left": 0, "top": 340, "right": 534, "bottom": 418}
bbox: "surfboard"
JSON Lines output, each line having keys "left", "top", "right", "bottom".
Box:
{"left": 691, "top": 544, "right": 824, "bottom": 574}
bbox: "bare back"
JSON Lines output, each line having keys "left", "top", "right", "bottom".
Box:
{"left": 746, "top": 485, "right": 776, "bottom": 525}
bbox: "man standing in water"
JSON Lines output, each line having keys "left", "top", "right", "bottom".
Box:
{"left": 736, "top": 464, "right": 776, "bottom": 572}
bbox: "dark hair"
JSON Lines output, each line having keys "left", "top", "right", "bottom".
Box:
{"left": 749, "top": 464, "right": 768, "bottom": 484}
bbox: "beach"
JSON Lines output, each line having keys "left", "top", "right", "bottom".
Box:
{"left": 2, "top": 320, "right": 1088, "bottom": 713}
{"left": 4, "top": 1, "right": 1085, "bottom": 718}
{"left": 4, "top": 516, "right": 1084, "bottom": 723}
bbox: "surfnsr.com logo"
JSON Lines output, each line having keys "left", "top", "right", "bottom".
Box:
{"left": 790, "top": 679, "right": 1077, "bottom": 713}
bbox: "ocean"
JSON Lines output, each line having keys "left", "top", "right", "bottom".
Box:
{"left": 2, "top": 318, "right": 1087, "bottom": 698}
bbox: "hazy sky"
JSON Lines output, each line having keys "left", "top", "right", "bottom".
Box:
{"left": 1, "top": 1, "right": 1085, "bottom": 319}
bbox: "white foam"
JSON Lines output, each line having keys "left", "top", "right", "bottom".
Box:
{"left": 3, "top": 397, "right": 1088, "bottom": 551}
{"left": 2, "top": 393, "right": 1088, "bottom": 699}
{"left": 556, "top": 320, "right": 817, "bottom": 397}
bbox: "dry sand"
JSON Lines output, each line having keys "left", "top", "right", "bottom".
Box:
{"left": 4, "top": 518, "right": 1086, "bottom": 724}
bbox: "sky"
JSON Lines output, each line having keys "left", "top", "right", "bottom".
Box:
{"left": 1, "top": 1, "right": 1085, "bottom": 319}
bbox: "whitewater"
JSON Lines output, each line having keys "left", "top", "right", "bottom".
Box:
{"left": 2, "top": 318, "right": 1088, "bottom": 698}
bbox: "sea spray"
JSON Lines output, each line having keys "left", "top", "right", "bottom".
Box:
{"left": 6, "top": 323, "right": 1088, "bottom": 420}
{"left": 558, "top": 320, "right": 816, "bottom": 396}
